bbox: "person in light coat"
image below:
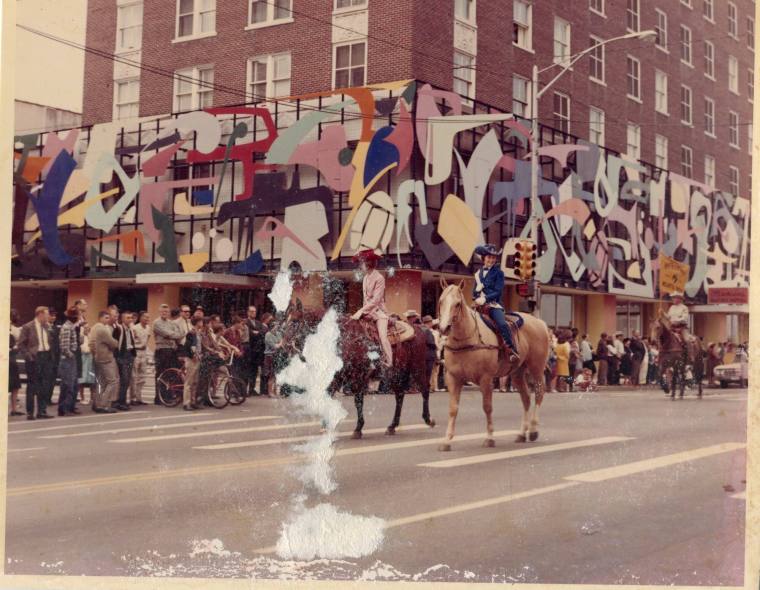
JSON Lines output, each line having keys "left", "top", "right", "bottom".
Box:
{"left": 351, "top": 249, "right": 393, "bottom": 367}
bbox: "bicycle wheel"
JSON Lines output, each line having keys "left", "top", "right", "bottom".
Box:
{"left": 207, "top": 374, "right": 230, "bottom": 409}
{"left": 157, "top": 368, "right": 184, "bottom": 407}
{"left": 226, "top": 377, "right": 247, "bottom": 405}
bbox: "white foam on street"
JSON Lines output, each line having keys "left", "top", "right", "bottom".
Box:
{"left": 268, "top": 271, "right": 294, "bottom": 312}
{"left": 274, "top": 308, "right": 386, "bottom": 560}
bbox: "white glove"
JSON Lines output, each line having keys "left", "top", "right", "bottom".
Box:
{"left": 475, "top": 296, "right": 486, "bottom": 306}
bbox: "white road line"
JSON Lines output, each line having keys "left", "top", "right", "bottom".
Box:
{"left": 254, "top": 481, "right": 582, "bottom": 554}
{"left": 109, "top": 421, "right": 322, "bottom": 443}
{"left": 332, "top": 430, "right": 519, "bottom": 458}
{"left": 9, "top": 412, "right": 199, "bottom": 435}
{"left": 7, "top": 447, "right": 46, "bottom": 453}
{"left": 39, "top": 415, "right": 278, "bottom": 439}
{"left": 194, "top": 424, "right": 430, "bottom": 450}
{"left": 8, "top": 411, "right": 149, "bottom": 427}
{"left": 565, "top": 442, "right": 746, "bottom": 483}
{"left": 418, "top": 436, "right": 634, "bottom": 469}
{"left": 732, "top": 491, "right": 746, "bottom": 500}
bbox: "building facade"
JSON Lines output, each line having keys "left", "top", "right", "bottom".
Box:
{"left": 11, "top": 0, "right": 753, "bottom": 343}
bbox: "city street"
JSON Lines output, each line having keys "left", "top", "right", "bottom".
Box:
{"left": 4, "top": 385, "right": 747, "bottom": 584}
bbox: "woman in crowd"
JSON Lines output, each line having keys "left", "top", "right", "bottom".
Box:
{"left": 263, "top": 317, "right": 284, "bottom": 398}
{"left": 554, "top": 331, "right": 571, "bottom": 392}
{"left": 8, "top": 309, "right": 22, "bottom": 416}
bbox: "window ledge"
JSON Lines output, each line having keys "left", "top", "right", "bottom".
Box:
{"left": 245, "top": 17, "right": 295, "bottom": 31}
{"left": 454, "top": 16, "right": 478, "bottom": 29}
{"left": 729, "top": 89, "right": 740, "bottom": 96}
{"left": 332, "top": 5, "right": 368, "bottom": 16}
{"left": 589, "top": 9, "right": 606, "bottom": 18}
{"left": 513, "top": 44, "right": 535, "bottom": 54}
{"left": 656, "top": 46, "right": 669, "bottom": 54}
{"left": 627, "top": 94, "right": 643, "bottom": 104}
{"left": 655, "top": 109, "right": 669, "bottom": 116}
{"left": 705, "top": 73, "right": 716, "bottom": 82}
{"left": 703, "top": 16, "right": 715, "bottom": 24}
{"left": 729, "top": 144, "right": 740, "bottom": 150}
{"left": 681, "top": 121, "right": 694, "bottom": 128}
{"left": 172, "top": 31, "right": 217, "bottom": 44}
{"left": 681, "top": 60, "right": 695, "bottom": 69}
{"left": 705, "top": 131, "right": 717, "bottom": 139}
{"left": 114, "top": 46, "right": 142, "bottom": 55}
{"left": 590, "top": 77, "right": 606, "bottom": 87}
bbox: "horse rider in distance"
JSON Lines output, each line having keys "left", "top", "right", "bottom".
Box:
{"left": 472, "top": 244, "right": 520, "bottom": 364}
{"left": 666, "top": 291, "right": 690, "bottom": 349}
{"left": 351, "top": 249, "right": 393, "bottom": 368}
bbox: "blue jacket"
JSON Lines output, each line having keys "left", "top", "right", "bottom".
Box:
{"left": 473, "top": 266, "right": 505, "bottom": 306}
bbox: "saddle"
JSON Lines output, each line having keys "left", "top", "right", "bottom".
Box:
{"left": 475, "top": 306, "right": 522, "bottom": 353}
{"left": 358, "top": 318, "right": 415, "bottom": 347}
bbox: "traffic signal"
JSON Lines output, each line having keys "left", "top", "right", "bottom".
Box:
{"left": 514, "top": 240, "right": 537, "bottom": 280}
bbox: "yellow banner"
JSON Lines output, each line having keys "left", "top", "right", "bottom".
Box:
{"left": 659, "top": 254, "right": 689, "bottom": 296}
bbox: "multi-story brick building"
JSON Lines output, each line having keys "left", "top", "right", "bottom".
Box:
{"left": 11, "top": 0, "right": 753, "bottom": 344}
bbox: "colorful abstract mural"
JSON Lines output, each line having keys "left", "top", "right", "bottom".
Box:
{"left": 11, "top": 80, "right": 749, "bottom": 300}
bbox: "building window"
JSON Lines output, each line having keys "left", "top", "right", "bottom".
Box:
{"left": 704, "top": 40, "right": 715, "bottom": 79}
{"left": 655, "top": 70, "right": 668, "bottom": 114}
{"left": 704, "top": 155, "right": 715, "bottom": 186}
{"left": 249, "top": 0, "right": 292, "bottom": 26}
{"left": 704, "top": 96, "right": 715, "bottom": 136}
{"left": 728, "top": 56, "right": 739, "bottom": 94}
{"left": 512, "top": 75, "right": 530, "bottom": 118}
{"left": 589, "top": 0, "right": 605, "bottom": 16}
{"left": 589, "top": 107, "right": 605, "bottom": 145}
{"left": 655, "top": 9, "right": 668, "bottom": 49}
{"left": 626, "top": 55, "right": 640, "bottom": 100}
{"left": 727, "top": 2, "right": 738, "bottom": 38}
{"left": 749, "top": 68, "right": 754, "bottom": 102}
{"left": 540, "top": 294, "right": 573, "bottom": 331}
{"left": 334, "top": 42, "right": 366, "bottom": 88}
{"left": 176, "top": 0, "right": 215, "bottom": 38}
{"left": 680, "top": 0, "right": 692, "bottom": 7}
{"left": 748, "top": 17, "right": 755, "bottom": 50}
{"left": 626, "top": 123, "right": 641, "bottom": 159}
{"left": 616, "top": 303, "right": 641, "bottom": 336}
{"left": 680, "top": 145, "right": 693, "bottom": 178}
{"left": 513, "top": 0, "right": 532, "bottom": 50}
{"left": 553, "top": 17, "right": 571, "bottom": 67}
{"left": 247, "top": 52, "right": 291, "bottom": 101}
{"left": 335, "top": 0, "right": 366, "bottom": 8}
{"left": 729, "top": 111, "right": 739, "bottom": 147}
{"left": 729, "top": 166, "right": 739, "bottom": 195}
{"left": 703, "top": 0, "right": 714, "bottom": 22}
{"left": 680, "top": 85, "right": 692, "bottom": 125}
{"left": 553, "top": 92, "right": 570, "bottom": 134}
{"left": 626, "top": 0, "right": 640, "bottom": 32}
{"left": 454, "top": 0, "right": 474, "bottom": 22}
{"left": 173, "top": 66, "right": 213, "bottom": 111}
{"left": 680, "top": 25, "right": 692, "bottom": 65}
{"left": 453, "top": 50, "right": 474, "bottom": 100}
{"left": 113, "top": 78, "right": 140, "bottom": 119}
{"left": 117, "top": 2, "right": 143, "bottom": 51}
{"left": 655, "top": 134, "right": 668, "bottom": 169}
{"left": 589, "top": 36, "right": 605, "bottom": 83}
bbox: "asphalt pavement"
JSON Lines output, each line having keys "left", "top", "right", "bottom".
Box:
{"left": 3, "top": 384, "right": 747, "bottom": 584}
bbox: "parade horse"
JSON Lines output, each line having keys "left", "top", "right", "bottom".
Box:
{"left": 437, "top": 281, "right": 551, "bottom": 450}
{"left": 280, "top": 308, "right": 435, "bottom": 438}
{"left": 650, "top": 313, "right": 704, "bottom": 399}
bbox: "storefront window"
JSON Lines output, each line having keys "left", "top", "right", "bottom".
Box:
{"left": 540, "top": 293, "right": 573, "bottom": 330}
{"left": 616, "top": 302, "right": 641, "bottom": 335}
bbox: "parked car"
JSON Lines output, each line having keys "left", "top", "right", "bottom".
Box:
{"left": 713, "top": 360, "right": 748, "bottom": 389}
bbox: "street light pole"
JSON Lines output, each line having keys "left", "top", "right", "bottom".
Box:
{"left": 527, "top": 29, "right": 656, "bottom": 313}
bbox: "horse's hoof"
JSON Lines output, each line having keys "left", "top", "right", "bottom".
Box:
{"left": 482, "top": 439, "right": 495, "bottom": 448}
{"left": 514, "top": 434, "right": 527, "bottom": 443}
{"left": 385, "top": 427, "right": 395, "bottom": 436}
{"left": 351, "top": 430, "right": 363, "bottom": 439}
{"left": 529, "top": 432, "right": 539, "bottom": 442}
{"left": 427, "top": 419, "right": 436, "bottom": 428}
{"left": 438, "top": 443, "right": 451, "bottom": 452}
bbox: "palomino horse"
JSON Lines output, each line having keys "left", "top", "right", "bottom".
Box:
{"left": 650, "top": 313, "right": 704, "bottom": 399}
{"left": 281, "top": 309, "right": 435, "bottom": 438}
{"left": 437, "top": 281, "right": 551, "bottom": 450}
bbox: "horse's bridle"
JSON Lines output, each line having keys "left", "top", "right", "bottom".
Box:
{"left": 443, "top": 289, "right": 498, "bottom": 352}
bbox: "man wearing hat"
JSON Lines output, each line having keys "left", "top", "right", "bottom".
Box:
{"left": 473, "top": 244, "right": 519, "bottom": 363}
{"left": 666, "top": 291, "right": 690, "bottom": 346}
{"left": 351, "top": 249, "right": 393, "bottom": 368}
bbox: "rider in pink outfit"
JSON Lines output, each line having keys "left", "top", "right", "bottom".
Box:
{"left": 351, "top": 249, "right": 393, "bottom": 368}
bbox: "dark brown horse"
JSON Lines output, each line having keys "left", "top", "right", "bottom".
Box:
{"left": 650, "top": 314, "right": 704, "bottom": 399}
{"left": 281, "top": 309, "right": 435, "bottom": 438}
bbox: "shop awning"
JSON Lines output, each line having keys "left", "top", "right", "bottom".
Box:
{"left": 135, "top": 272, "right": 261, "bottom": 287}
{"left": 689, "top": 304, "right": 749, "bottom": 314}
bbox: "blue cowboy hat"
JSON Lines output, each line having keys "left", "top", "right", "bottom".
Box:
{"left": 474, "top": 244, "right": 503, "bottom": 257}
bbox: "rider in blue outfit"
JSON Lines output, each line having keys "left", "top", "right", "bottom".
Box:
{"left": 473, "top": 244, "right": 520, "bottom": 363}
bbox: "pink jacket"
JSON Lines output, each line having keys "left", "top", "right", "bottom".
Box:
{"left": 358, "top": 269, "right": 388, "bottom": 320}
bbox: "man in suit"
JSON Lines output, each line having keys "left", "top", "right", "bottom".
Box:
{"left": 245, "top": 305, "right": 267, "bottom": 395}
{"left": 17, "top": 306, "right": 56, "bottom": 420}
{"left": 473, "top": 244, "right": 519, "bottom": 363}
{"left": 112, "top": 311, "right": 136, "bottom": 411}
{"left": 90, "top": 310, "right": 119, "bottom": 414}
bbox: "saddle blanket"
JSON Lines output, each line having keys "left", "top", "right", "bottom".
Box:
{"left": 477, "top": 308, "right": 523, "bottom": 346}
{"left": 359, "top": 318, "right": 415, "bottom": 346}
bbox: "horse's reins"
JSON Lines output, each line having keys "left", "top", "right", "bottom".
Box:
{"left": 443, "top": 291, "right": 499, "bottom": 352}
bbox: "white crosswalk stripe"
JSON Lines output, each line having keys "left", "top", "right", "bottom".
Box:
{"left": 193, "top": 424, "right": 431, "bottom": 450}
{"left": 109, "top": 420, "right": 323, "bottom": 443}
{"left": 418, "top": 436, "right": 634, "bottom": 469}
{"left": 38, "top": 415, "right": 278, "bottom": 439}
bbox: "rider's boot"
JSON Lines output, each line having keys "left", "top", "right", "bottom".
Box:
{"left": 504, "top": 344, "right": 519, "bottom": 364}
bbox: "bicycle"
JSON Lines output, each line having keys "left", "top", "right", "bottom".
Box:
{"left": 156, "top": 357, "right": 246, "bottom": 409}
